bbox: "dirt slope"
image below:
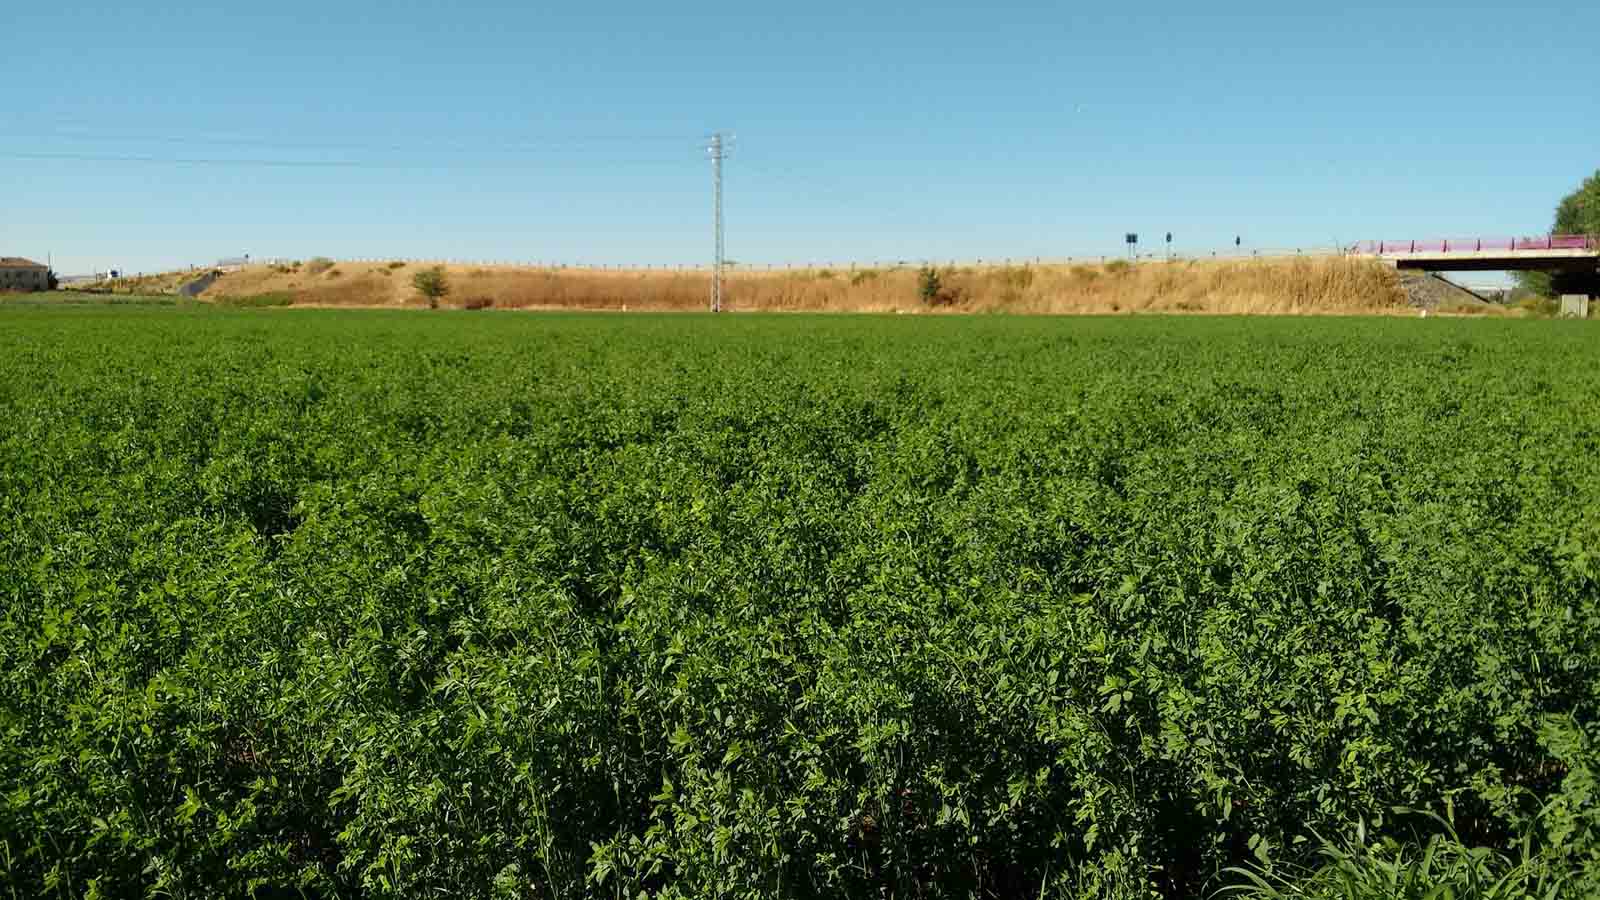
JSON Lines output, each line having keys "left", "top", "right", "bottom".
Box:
{"left": 199, "top": 257, "right": 1412, "bottom": 315}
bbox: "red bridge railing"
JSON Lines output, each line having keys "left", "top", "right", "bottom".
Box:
{"left": 1356, "top": 235, "right": 1596, "bottom": 255}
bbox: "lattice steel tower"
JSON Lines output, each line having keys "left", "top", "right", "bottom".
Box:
{"left": 707, "top": 133, "right": 728, "bottom": 312}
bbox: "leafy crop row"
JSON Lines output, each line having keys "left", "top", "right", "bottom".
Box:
{"left": 1, "top": 308, "right": 1597, "bottom": 898}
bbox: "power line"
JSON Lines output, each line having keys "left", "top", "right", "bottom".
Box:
{"left": 0, "top": 150, "right": 697, "bottom": 170}
{"left": 9, "top": 126, "right": 702, "bottom": 153}
{"left": 1, "top": 151, "right": 375, "bottom": 168}
{"left": 0, "top": 126, "right": 709, "bottom": 169}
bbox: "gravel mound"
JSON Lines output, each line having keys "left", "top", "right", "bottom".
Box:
{"left": 1399, "top": 271, "right": 1490, "bottom": 310}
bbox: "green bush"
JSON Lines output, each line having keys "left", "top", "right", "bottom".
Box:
{"left": 917, "top": 265, "right": 943, "bottom": 305}
{"left": 1515, "top": 295, "right": 1560, "bottom": 317}
{"left": 218, "top": 291, "right": 294, "bottom": 307}
{"left": 412, "top": 266, "right": 449, "bottom": 308}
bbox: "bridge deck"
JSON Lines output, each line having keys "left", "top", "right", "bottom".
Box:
{"left": 1351, "top": 236, "right": 1598, "bottom": 272}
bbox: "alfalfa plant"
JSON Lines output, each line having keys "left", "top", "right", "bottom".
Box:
{"left": 1214, "top": 808, "right": 1572, "bottom": 900}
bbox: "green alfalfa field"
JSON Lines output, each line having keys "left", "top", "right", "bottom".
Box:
{"left": 1, "top": 304, "right": 1598, "bottom": 898}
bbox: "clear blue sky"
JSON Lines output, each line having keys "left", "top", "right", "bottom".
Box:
{"left": 5, "top": 0, "right": 1596, "bottom": 275}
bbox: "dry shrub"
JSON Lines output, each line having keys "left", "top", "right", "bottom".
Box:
{"left": 305, "top": 258, "right": 335, "bottom": 275}
{"left": 1001, "top": 266, "right": 1034, "bottom": 291}
{"left": 1437, "top": 299, "right": 1515, "bottom": 317}
{"left": 448, "top": 269, "right": 706, "bottom": 311}
{"left": 309, "top": 273, "right": 393, "bottom": 306}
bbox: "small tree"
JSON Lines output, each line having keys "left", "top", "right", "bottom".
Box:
{"left": 412, "top": 267, "right": 450, "bottom": 309}
{"left": 1553, "top": 169, "right": 1600, "bottom": 237}
{"left": 917, "top": 265, "right": 943, "bottom": 306}
{"left": 1516, "top": 170, "right": 1600, "bottom": 297}
{"left": 47, "top": 270, "right": 59, "bottom": 291}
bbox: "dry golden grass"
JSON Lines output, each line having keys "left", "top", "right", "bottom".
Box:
{"left": 200, "top": 257, "right": 1411, "bottom": 315}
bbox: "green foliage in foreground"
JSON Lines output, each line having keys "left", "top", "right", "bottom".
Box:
{"left": 2, "top": 309, "right": 1599, "bottom": 899}
{"left": 1222, "top": 807, "right": 1584, "bottom": 900}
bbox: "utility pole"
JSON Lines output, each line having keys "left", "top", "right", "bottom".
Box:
{"left": 707, "top": 133, "right": 729, "bottom": 312}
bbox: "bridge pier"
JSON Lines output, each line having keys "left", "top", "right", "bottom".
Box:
{"left": 1553, "top": 267, "right": 1600, "bottom": 318}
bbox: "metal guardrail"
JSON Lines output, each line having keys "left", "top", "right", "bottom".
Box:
{"left": 179, "top": 243, "right": 1595, "bottom": 275}
{"left": 290, "top": 249, "right": 1346, "bottom": 272}
{"left": 1356, "top": 235, "right": 1596, "bottom": 255}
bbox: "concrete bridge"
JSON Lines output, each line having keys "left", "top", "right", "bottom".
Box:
{"left": 1352, "top": 235, "right": 1599, "bottom": 314}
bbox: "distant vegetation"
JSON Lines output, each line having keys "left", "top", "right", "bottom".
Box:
{"left": 1516, "top": 169, "right": 1600, "bottom": 297}
{"left": 0, "top": 291, "right": 192, "bottom": 307}
{"left": 1554, "top": 169, "right": 1600, "bottom": 236}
